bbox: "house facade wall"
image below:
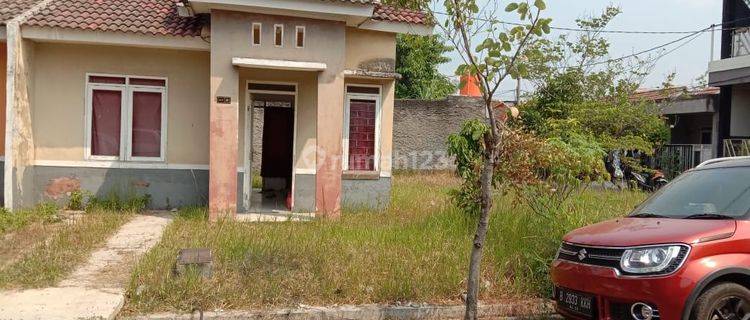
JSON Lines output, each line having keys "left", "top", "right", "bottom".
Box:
{"left": 345, "top": 28, "right": 396, "bottom": 71}
{"left": 730, "top": 83, "right": 750, "bottom": 137}
{"left": 31, "top": 43, "right": 210, "bottom": 164}
{"left": 6, "top": 11, "right": 400, "bottom": 212}
{"left": 16, "top": 42, "right": 212, "bottom": 208}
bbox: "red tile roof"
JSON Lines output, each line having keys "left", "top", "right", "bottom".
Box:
{"left": 0, "top": 0, "right": 42, "bottom": 25}
{"left": 372, "top": 4, "right": 430, "bottom": 25}
{"left": 13, "top": 0, "right": 427, "bottom": 37}
{"left": 25, "top": 0, "right": 208, "bottom": 37}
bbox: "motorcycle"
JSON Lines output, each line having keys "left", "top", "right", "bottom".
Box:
{"left": 626, "top": 168, "right": 668, "bottom": 192}
{"left": 605, "top": 150, "right": 669, "bottom": 192}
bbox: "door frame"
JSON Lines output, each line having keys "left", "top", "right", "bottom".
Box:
{"left": 244, "top": 80, "right": 298, "bottom": 212}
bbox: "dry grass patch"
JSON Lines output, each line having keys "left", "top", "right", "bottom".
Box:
{"left": 0, "top": 208, "right": 133, "bottom": 289}
{"left": 123, "top": 173, "right": 646, "bottom": 314}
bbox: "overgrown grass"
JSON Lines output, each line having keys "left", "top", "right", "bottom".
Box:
{"left": 0, "top": 192, "right": 150, "bottom": 289}
{"left": 124, "top": 172, "right": 646, "bottom": 313}
{"left": 0, "top": 209, "right": 133, "bottom": 289}
{"left": 0, "top": 203, "right": 60, "bottom": 235}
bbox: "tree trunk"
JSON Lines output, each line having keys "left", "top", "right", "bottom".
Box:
{"left": 464, "top": 153, "right": 495, "bottom": 320}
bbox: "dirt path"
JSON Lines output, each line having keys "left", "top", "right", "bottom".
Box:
{"left": 0, "top": 212, "right": 172, "bottom": 320}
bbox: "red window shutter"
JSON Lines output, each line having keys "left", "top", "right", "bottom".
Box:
{"left": 131, "top": 91, "right": 162, "bottom": 158}
{"left": 348, "top": 100, "right": 376, "bottom": 171}
{"left": 91, "top": 89, "right": 122, "bottom": 156}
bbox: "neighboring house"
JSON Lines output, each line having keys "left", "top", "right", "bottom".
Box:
{"left": 708, "top": 0, "right": 750, "bottom": 158}
{"left": 631, "top": 86, "right": 720, "bottom": 171}
{"left": 0, "top": 0, "right": 432, "bottom": 218}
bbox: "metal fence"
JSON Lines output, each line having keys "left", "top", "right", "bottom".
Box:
{"left": 724, "top": 139, "right": 750, "bottom": 157}
{"left": 655, "top": 145, "right": 695, "bottom": 179}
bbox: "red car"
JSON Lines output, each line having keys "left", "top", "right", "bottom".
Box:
{"left": 551, "top": 157, "right": 750, "bottom": 320}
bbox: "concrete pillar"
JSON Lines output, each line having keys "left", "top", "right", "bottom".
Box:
{"left": 5, "top": 22, "right": 36, "bottom": 210}
{"left": 208, "top": 14, "right": 239, "bottom": 220}
{"left": 315, "top": 73, "right": 345, "bottom": 218}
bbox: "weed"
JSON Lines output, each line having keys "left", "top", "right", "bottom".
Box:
{"left": 124, "top": 173, "right": 646, "bottom": 314}
{"left": 87, "top": 192, "right": 151, "bottom": 213}
{"left": 0, "top": 203, "right": 61, "bottom": 235}
{"left": 66, "top": 189, "right": 91, "bottom": 211}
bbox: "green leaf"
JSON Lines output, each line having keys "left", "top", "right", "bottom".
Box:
{"left": 505, "top": 2, "right": 519, "bottom": 12}
{"left": 542, "top": 23, "right": 551, "bottom": 34}
{"left": 534, "top": 0, "right": 546, "bottom": 10}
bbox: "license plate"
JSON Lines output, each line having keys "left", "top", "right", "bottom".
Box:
{"left": 555, "top": 287, "right": 596, "bottom": 318}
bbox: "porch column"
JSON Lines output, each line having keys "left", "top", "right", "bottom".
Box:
{"left": 315, "top": 72, "right": 345, "bottom": 218}
{"left": 208, "top": 15, "right": 239, "bottom": 220}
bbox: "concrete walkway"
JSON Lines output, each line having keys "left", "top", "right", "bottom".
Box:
{"left": 0, "top": 213, "right": 173, "bottom": 320}
{"left": 125, "top": 301, "right": 558, "bottom": 320}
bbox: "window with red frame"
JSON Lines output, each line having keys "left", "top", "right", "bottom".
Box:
{"left": 87, "top": 75, "right": 166, "bottom": 160}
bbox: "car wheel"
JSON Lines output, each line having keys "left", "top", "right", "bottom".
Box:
{"left": 693, "top": 282, "right": 750, "bottom": 320}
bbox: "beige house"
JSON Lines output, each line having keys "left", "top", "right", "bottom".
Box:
{"left": 0, "top": 0, "right": 431, "bottom": 219}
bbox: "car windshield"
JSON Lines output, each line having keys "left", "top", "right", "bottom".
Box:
{"left": 632, "top": 167, "right": 750, "bottom": 219}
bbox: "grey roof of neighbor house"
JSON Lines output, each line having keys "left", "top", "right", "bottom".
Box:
{"left": 630, "top": 86, "right": 720, "bottom": 102}
{"left": 0, "top": 0, "right": 42, "bottom": 25}
{"left": 1, "top": 0, "right": 428, "bottom": 36}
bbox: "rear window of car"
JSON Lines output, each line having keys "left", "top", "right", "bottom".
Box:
{"left": 633, "top": 167, "right": 750, "bottom": 218}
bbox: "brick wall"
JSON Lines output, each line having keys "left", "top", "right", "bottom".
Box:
{"left": 393, "top": 96, "right": 486, "bottom": 170}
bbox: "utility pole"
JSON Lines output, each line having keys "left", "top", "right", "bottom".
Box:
{"left": 515, "top": 76, "right": 521, "bottom": 104}
{"left": 710, "top": 24, "right": 716, "bottom": 61}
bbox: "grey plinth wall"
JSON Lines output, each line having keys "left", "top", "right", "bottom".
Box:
{"left": 393, "top": 96, "right": 486, "bottom": 170}
{"left": 293, "top": 173, "right": 316, "bottom": 212}
{"left": 342, "top": 177, "right": 391, "bottom": 210}
{"left": 33, "top": 166, "right": 210, "bottom": 209}
{"left": 31, "top": 168, "right": 319, "bottom": 212}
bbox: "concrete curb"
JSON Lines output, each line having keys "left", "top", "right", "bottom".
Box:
{"left": 124, "top": 300, "right": 558, "bottom": 320}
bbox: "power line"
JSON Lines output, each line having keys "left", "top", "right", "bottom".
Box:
{"left": 432, "top": 12, "right": 750, "bottom": 35}
{"left": 572, "top": 27, "right": 711, "bottom": 69}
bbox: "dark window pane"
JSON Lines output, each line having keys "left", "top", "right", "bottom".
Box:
{"left": 91, "top": 89, "right": 122, "bottom": 156}
{"left": 275, "top": 25, "right": 283, "bottom": 46}
{"left": 89, "top": 76, "right": 126, "bottom": 84}
{"left": 248, "top": 83, "right": 296, "bottom": 92}
{"left": 296, "top": 27, "right": 304, "bottom": 47}
{"left": 701, "top": 129, "right": 712, "bottom": 144}
{"left": 129, "top": 78, "right": 166, "bottom": 87}
{"left": 347, "top": 86, "right": 380, "bottom": 94}
{"left": 253, "top": 24, "right": 261, "bottom": 45}
{"left": 131, "top": 91, "right": 162, "bottom": 158}
{"left": 348, "top": 99, "right": 376, "bottom": 171}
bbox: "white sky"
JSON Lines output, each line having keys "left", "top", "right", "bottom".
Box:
{"left": 435, "top": 0, "right": 723, "bottom": 100}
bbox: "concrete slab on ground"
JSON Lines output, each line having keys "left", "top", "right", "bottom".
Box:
{"left": 236, "top": 211, "right": 315, "bottom": 222}
{"left": 0, "top": 287, "right": 123, "bottom": 320}
{"left": 125, "top": 301, "right": 557, "bottom": 320}
{"left": 0, "top": 212, "right": 173, "bottom": 320}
